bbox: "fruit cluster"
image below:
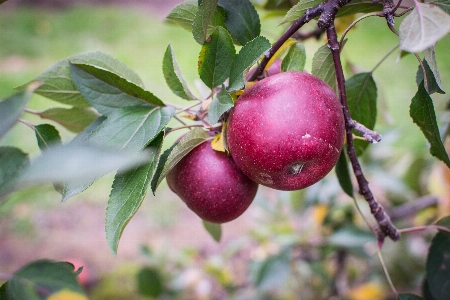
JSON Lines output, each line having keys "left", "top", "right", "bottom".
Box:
{"left": 167, "top": 66, "right": 345, "bottom": 224}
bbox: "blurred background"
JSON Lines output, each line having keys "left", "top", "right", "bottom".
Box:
{"left": 0, "top": 0, "right": 449, "bottom": 299}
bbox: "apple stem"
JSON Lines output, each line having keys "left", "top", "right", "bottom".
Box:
{"left": 325, "top": 24, "right": 400, "bottom": 244}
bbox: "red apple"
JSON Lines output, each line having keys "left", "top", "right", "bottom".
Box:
{"left": 166, "top": 141, "right": 258, "bottom": 223}
{"left": 226, "top": 71, "right": 345, "bottom": 191}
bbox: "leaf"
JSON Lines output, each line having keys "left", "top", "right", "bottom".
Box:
{"left": 410, "top": 82, "right": 450, "bottom": 168}
{"left": 106, "top": 132, "right": 164, "bottom": 254}
{"left": 434, "top": 0, "right": 450, "bottom": 14}
{"left": 416, "top": 59, "right": 445, "bottom": 95}
{"left": 218, "top": 0, "right": 261, "bottom": 45}
{"left": 6, "top": 260, "right": 86, "bottom": 300}
{"left": 192, "top": 0, "right": 220, "bottom": 44}
{"left": 426, "top": 231, "right": 450, "bottom": 300}
{"left": 311, "top": 44, "right": 336, "bottom": 93}
{"left": 0, "top": 83, "right": 38, "bottom": 140}
{"left": 198, "top": 27, "right": 236, "bottom": 89}
{"left": 335, "top": 150, "right": 354, "bottom": 198}
{"left": 18, "top": 51, "right": 143, "bottom": 107}
{"left": 60, "top": 117, "right": 106, "bottom": 202}
{"left": 281, "top": 0, "right": 321, "bottom": 24}
{"left": 202, "top": 220, "right": 222, "bottom": 242}
{"left": 70, "top": 63, "right": 165, "bottom": 115}
{"left": 207, "top": 86, "right": 234, "bottom": 124}
{"left": 163, "top": 44, "right": 198, "bottom": 100}
{"left": 228, "top": 36, "right": 271, "bottom": 92}
{"left": 327, "top": 226, "right": 376, "bottom": 249}
{"left": 252, "top": 249, "right": 291, "bottom": 291}
{"left": 151, "top": 128, "right": 210, "bottom": 191}
{"left": 399, "top": 3, "right": 450, "bottom": 53}
{"left": 34, "top": 124, "right": 62, "bottom": 150}
{"left": 35, "top": 107, "right": 99, "bottom": 133}
{"left": 435, "top": 215, "right": 450, "bottom": 231}
{"left": 166, "top": 0, "right": 198, "bottom": 31}
{"left": 0, "top": 283, "right": 8, "bottom": 300}
{"left": 281, "top": 43, "right": 306, "bottom": 72}
{"left": 19, "top": 144, "right": 148, "bottom": 186}
{"left": 87, "top": 105, "right": 175, "bottom": 153}
{"left": 211, "top": 133, "right": 226, "bottom": 152}
{"left": 336, "top": 2, "right": 383, "bottom": 18}
{"left": 150, "top": 143, "right": 177, "bottom": 194}
{"left": 0, "top": 147, "right": 29, "bottom": 198}
{"left": 346, "top": 72, "right": 378, "bottom": 156}
{"left": 422, "top": 47, "right": 444, "bottom": 94}
{"left": 397, "top": 294, "right": 425, "bottom": 300}
{"left": 137, "top": 267, "right": 164, "bottom": 298}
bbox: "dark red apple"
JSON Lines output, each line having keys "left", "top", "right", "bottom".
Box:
{"left": 166, "top": 141, "right": 258, "bottom": 223}
{"left": 226, "top": 71, "right": 345, "bottom": 191}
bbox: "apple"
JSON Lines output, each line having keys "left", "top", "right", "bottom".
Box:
{"left": 166, "top": 141, "right": 258, "bottom": 223}
{"left": 226, "top": 71, "right": 345, "bottom": 191}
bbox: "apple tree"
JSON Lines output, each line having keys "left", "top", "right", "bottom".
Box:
{"left": 1, "top": 0, "right": 450, "bottom": 298}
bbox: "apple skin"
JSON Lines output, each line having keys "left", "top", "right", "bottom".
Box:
{"left": 226, "top": 71, "right": 345, "bottom": 191}
{"left": 166, "top": 141, "right": 258, "bottom": 223}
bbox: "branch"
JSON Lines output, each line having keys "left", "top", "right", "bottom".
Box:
{"left": 325, "top": 25, "right": 400, "bottom": 244}
{"left": 389, "top": 196, "right": 439, "bottom": 221}
{"left": 247, "top": 5, "right": 325, "bottom": 81}
{"left": 348, "top": 119, "right": 382, "bottom": 143}
{"left": 292, "top": 27, "right": 325, "bottom": 40}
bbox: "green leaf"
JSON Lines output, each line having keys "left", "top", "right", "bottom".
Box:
{"left": 202, "top": 220, "right": 222, "bottom": 242}
{"left": 6, "top": 259, "right": 86, "bottom": 300}
{"left": 106, "top": 133, "right": 164, "bottom": 254}
{"left": 416, "top": 59, "right": 445, "bottom": 95}
{"left": 399, "top": 3, "right": 450, "bottom": 53}
{"left": 435, "top": 215, "right": 450, "bottom": 230}
{"left": 410, "top": 82, "right": 450, "bottom": 168}
{"left": 426, "top": 231, "right": 450, "bottom": 300}
{"left": 0, "top": 283, "right": 9, "bottom": 300}
{"left": 61, "top": 117, "right": 107, "bottom": 202}
{"left": 0, "top": 147, "right": 29, "bottom": 198}
{"left": 218, "top": 0, "right": 261, "bottom": 45}
{"left": 137, "top": 267, "right": 164, "bottom": 298}
{"left": 311, "top": 44, "right": 336, "bottom": 93}
{"left": 19, "top": 144, "right": 149, "bottom": 186}
{"left": 0, "top": 84, "right": 37, "bottom": 140}
{"left": 198, "top": 27, "right": 236, "bottom": 89}
{"left": 336, "top": 2, "right": 383, "bottom": 18}
{"left": 87, "top": 105, "right": 175, "bottom": 153}
{"left": 150, "top": 144, "right": 177, "bottom": 194}
{"left": 207, "top": 86, "right": 234, "bottom": 124}
{"left": 18, "top": 51, "right": 143, "bottom": 107}
{"left": 281, "top": 43, "right": 306, "bottom": 72}
{"left": 151, "top": 128, "right": 210, "bottom": 191}
{"left": 192, "top": 0, "right": 220, "bottom": 44}
{"left": 434, "top": 0, "right": 450, "bottom": 14}
{"left": 346, "top": 72, "right": 378, "bottom": 156}
{"left": 166, "top": 0, "right": 198, "bottom": 31}
{"left": 163, "top": 44, "right": 198, "bottom": 100}
{"left": 327, "top": 226, "right": 376, "bottom": 249}
{"left": 252, "top": 249, "right": 291, "bottom": 291}
{"left": 335, "top": 150, "right": 354, "bottom": 198}
{"left": 280, "top": 0, "right": 321, "bottom": 24}
{"left": 35, "top": 107, "right": 99, "bottom": 133}
{"left": 228, "top": 36, "right": 271, "bottom": 92}
{"left": 34, "top": 124, "right": 62, "bottom": 150}
{"left": 397, "top": 294, "right": 425, "bottom": 300}
{"left": 70, "top": 63, "right": 165, "bottom": 115}
{"left": 423, "top": 47, "right": 444, "bottom": 91}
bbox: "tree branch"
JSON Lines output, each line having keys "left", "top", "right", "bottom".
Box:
{"left": 325, "top": 25, "right": 400, "bottom": 244}
{"left": 247, "top": 5, "right": 325, "bottom": 81}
